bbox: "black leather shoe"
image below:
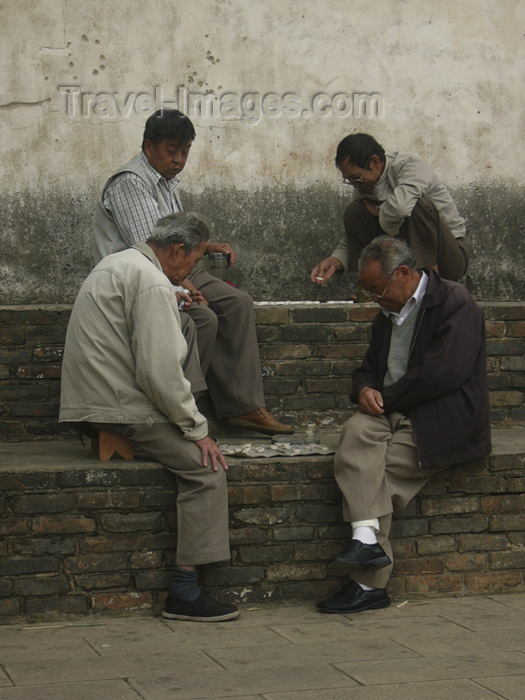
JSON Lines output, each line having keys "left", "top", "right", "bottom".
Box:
{"left": 162, "top": 593, "right": 239, "bottom": 622}
{"left": 331, "top": 540, "right": 392, "bottom": 568}
{"left": 318, "top": 580, "right": 390, "bottom": 614}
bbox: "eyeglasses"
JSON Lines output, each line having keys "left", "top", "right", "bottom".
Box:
{"left": 342, "top": 157, "right": 371, "bottom": 186}
{"left": 360, "top": 267, "right": 399, "bottom": 302}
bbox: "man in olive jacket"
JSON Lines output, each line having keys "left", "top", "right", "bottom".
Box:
{"left": 318, "top": 235, "right": 491, "bottom": 615}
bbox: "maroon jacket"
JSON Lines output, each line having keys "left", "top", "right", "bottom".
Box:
{"left": 350, "top": 270, "right": 491, "bottom": 470}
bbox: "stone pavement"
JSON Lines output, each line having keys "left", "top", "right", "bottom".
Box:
{"left": 1, "top": 594, "right": 524, "bottom": 699}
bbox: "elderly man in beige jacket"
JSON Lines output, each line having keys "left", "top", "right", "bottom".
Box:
{"left": 60, "top": 212, "right": 239, "bottom": 623}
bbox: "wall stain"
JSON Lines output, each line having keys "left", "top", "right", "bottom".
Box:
{"left": 0, "top": 183, "right": 523, "bottom": 304}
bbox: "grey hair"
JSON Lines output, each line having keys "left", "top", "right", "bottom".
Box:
{"left": 358, "top": 235, "right": 417, "bottom": 277}
{"left": 147, "top": 212, "right": 210, "bottom": 252}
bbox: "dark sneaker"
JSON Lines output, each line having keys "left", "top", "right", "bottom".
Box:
{"left": 162, "top": 593, "right": 240, "bottom": 622}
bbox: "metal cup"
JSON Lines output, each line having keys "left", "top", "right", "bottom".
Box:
{"left": 208, "top": 252, "right": 230, "bottom": 279}
{"left": 208, "top": 252, "right": 229, "bottom": 269}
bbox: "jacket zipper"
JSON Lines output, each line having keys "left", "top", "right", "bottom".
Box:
{"left": 408, "top": 308, "right": 426, "bottom": 473}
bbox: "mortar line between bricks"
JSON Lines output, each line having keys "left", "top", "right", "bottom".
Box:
{"left": 265, "top": 625, "right": 305, "bottom": 642}
{"left": 469, "top": 678, "right": 515, "bottom": 699}
{"left": 381, "top": 638, "right": 427, "bottom": 657}
{"left": 0, "top": 665, "right": 15, "bottom": 687}
{"left": 123, "top": 678, "right": 148, "bottom": 699}
{"left": 83, "top": 638, "right": 103, "bottom": 657}
{"left": 200, "top": 650, "right": 230, "bottom": 671}
{"left": 327, "top": 663, "right": 366, "bottom": 686}
{"left": 485, "top": 595, "right": 525, "bottom": 611}
{"left": 431, "top": 614, "right": 479, "bottom": 632}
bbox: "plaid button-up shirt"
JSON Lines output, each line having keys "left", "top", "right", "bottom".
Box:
{"left": 103, "top": 152, "right": 182, "bottom": 246}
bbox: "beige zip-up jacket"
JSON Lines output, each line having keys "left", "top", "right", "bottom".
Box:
{"left": 59, "top": 242, "right": 207, "bottom": 442}
{"left": 332, "top": 151, "right": 466, "bottom": 270}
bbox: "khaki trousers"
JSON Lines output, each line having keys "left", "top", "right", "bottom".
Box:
{"left": 184, "top": 270, "right": 265, "bottom": 418}
{"left": 343, "top": 195, "right": 469, "bottom": 282}
{"left": 334, "top": 411, "right": 445, "bottom": 589}
{"left": 92, "top": 421, "right": 231, "bottom": 567}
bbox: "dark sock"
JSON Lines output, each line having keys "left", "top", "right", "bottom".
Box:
{"left": 169, "top": 567, "right": 201, "bottom": 602}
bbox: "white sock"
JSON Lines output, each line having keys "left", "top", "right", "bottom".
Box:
{"left": 352, "top": 526, "right": 378, "bottom": 545}
{"left": 357, "top": 581, "right": 376, "bottom": 591}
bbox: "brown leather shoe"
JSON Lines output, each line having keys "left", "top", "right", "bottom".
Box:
{"left": 226, "top": 408, "right": 294, "bottom": 435}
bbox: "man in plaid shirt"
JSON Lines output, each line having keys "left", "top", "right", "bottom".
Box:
{"left": 93, "top": 109, "right": 293, "bottom": 436}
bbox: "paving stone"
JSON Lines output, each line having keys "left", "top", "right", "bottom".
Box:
{"left": 0, "top": 680, "right": 143, "bottom": 700}
{"left": 474, "top": 673, "right": 525, "bottom": 700}
{"left": 3, "top": 651, "right": 223, "bottom": 686}
{"left": 490, "top": 593, "right": 525, "bottom": 609}
{"left": 0, "top": 670, "right": 10, "bottom": 688}
{"left": 391, "top": 628, "right": 525, "bottom": 655}
{"left": 0, "top": 634, "right": 98, "bottom": 663}
{"left": 90, "top": 625, "right": 289, "bottom": 655}
{"left": 436, "top": 608, "right": 525, "bottom": 631}
{"left": 203, "top": 637, "right": 417, "bottom": 669}
{"left": 269, "top": 615, "right": 467, "bottom": 643}
{"left": 128, "top": 664, "right": 357, "bottom": 699}
{"left": 0, "top": 596, "right": 524, "bottom": 699}
{"left": 263, "top": 679, "right": 502, "bottom": 699}
{"left": 335, "top": 652, "right": 525, "bottom": 685}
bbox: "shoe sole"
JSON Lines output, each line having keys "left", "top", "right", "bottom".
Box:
{"left": 318, "top": 597, "right": 391, "bottom": 614}
{"left": 225, "top": 418, "right": 294, "bottom": 435}
{"left": 162, "top": 609, "right": 240, "bottom": 622}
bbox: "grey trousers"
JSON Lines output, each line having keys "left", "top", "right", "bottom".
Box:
{"left": 92, "top": 421, "right": 231, "bottom": 567}
{"left": 343, "top": 195, "right": 469, "bottom": 282}
{"left": 184, "top": 269, "right": 265, "bottom": 418}
{"left": 334, "top": 411, "right": 447, "bottom": 589}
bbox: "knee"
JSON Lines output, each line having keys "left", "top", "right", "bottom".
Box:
{"left": 411, "top": 195, "right": 439, "bottom": 223}
{"left": 227, "top": 287, "right": 255, "bottom": 316}
{"left": 344, "top": 199, "right": 366, "bottom": 217}
{"left": 189, "top": 305, "right": 219, "bottom": 336}
{"left": 199, "top": 463, "right": 228, "bottom": 497}
{"left": 334, "top": 413, "right": 378, "bottom": 475}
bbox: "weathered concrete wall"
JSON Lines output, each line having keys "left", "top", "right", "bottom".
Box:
{"left": 1, "top": 1, "right": 524, "bottom": 302}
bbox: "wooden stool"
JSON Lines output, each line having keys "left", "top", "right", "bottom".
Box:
{"left": 91, "top": 429, "right": 135, "bottom": 461}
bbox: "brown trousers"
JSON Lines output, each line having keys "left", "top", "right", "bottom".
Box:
{"left": 183, "top": 270, "right": 265, "bottom": 418}
{"left": 334, "top": 412, "right": 448, "bottom": 589}
{"left": 93, "top": 421, "right": 231, "bottom": 567}
{"left": 343, "top": 195, "right": 469, "bottom": 281}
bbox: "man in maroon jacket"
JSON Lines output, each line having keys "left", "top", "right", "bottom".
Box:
{"left": 318, "top": 235, "right": 491, "bottom": 614}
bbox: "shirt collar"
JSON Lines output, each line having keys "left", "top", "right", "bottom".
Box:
{"left": 382, "top": 270, "right": 428, "bottom": 326}
{"left": 139, "top": 151, "right": 180, "bottom": 192}
{"left": 132, "top": 241, "right": 163, "bottom": 272}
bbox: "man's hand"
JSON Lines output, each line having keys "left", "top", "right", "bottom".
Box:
{"left": 358, "top": 387, "right": 385, "bottom": 416}
{"left": 195, "top": 436, "right": 228, "bottom": 471}
{"left": 206, "top": 242, "right": 237, "bottom": 265}
{"left": 310, "top": 256, "right": 343, "bottom": 284}
{"left": 364, "top": 200, "right": 381, "bottom": 217}
{"left": 181, "top": 279, "right": 209, "bottom": 306}
{"left": 175, "top": 290, "right": 193, "bottom": 311}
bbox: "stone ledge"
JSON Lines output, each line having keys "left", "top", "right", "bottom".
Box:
{"left": 0, "top": 427, "right": 524, "bottom": 623}
{"left": 2, "top": 301, "right": 525, "bottom": 440}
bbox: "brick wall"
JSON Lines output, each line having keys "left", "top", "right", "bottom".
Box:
{"left": 1, "top": 302, "right": 525, "bottom": 439}
{"left": 1, "top": 444, "right": 524, "bottom": 622}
